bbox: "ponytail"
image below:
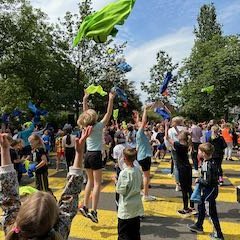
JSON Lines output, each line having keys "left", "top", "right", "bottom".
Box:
{"left": 66, "top": 134, "right": 71, "bottom": 145}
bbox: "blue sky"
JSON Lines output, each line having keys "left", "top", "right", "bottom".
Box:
{"left": 31, "top": 0, "right": 240, "bottom": 101}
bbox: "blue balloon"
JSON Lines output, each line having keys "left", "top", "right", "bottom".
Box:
{"left": 112, "top": 86, "right": 128, "bottom": 102}
{"left": 116, "top": 62, "right": 132, "bottom": 73}
{"left": 28, "top": 102, "right": 48, "bottom": 123}
{"left": 28, "top": 163, "right": 37, "bottom": 178}
{"left": 160, "top": 72, "right": 172, "bottom": 94}
{"left": 154, "top": 107, "right": 170, "bottom": 120}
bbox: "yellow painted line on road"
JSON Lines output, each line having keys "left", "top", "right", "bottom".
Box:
{"left": 217, "top": 186, "right": 237, "bottom": 203}
{"left": 70, "top": 210, "right": 118, "bottom": 240}
{"left": 196, "top": 221, "right": 240, "bottom": 240}
{"left": 228, "top": 177, "right": 240, "bottom": 186}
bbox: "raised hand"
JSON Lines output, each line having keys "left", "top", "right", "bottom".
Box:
{"left": 0, "top": 133, "right": 10, "bottom": 149}
{"left": 75, "top": 126, "right": 93, "bottom": 153}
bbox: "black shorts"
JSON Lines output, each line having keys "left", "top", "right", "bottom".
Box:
{"left": 84, "top": 151, "right": 102, "bottom": 170}
{"left": 138, "top": 157, "right": 151, "bottom": 171}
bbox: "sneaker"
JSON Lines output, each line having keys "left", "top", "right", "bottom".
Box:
{"left": 209, "top": 232, "right": 224, "bottom": 240}
{"left": 175, "top": 185, "right": 181, "bottom": 192}
{"left": 142, "top": 195, "right": 156, "bottom": 202}
{"left": 79, "top": 206, "right": 89, "bottom": 218}
{"left": 189, "top": 207, "right": 198, "bottom": 215}
{"left": 193, "top": 169, "right": 199, "bottom": 178}
{"left": 177, "top": 209, "right": 192, "bottom": 218}
{"left": 187, "top": 224, "right": 203, "bottom": 233}
{"left": 87, "top": 210, "right": 98, "bottom": 223}
{"left": 229, "top": 158, "right": 234, "bottom": 161}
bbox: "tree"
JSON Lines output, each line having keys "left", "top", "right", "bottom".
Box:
{"left": 178, "top": 3, "right": 240, "bottom": 120}
{"left": 0, "top": 0, "right": 74, "bottom": 113}
{"left": 141, "top": 50, "right": 178, "bottom": 102}
{"left": 194, "top": 3, "right": 222, "bottom": 42}
{"left": 57, "top": 0, "right": 141, "bottom": 117}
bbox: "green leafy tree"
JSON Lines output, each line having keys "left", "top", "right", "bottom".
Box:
{"left": 57, "top": 0, "right": 141, "bottom": 118}
{"left": 179, "top": 3, "right": 240, "bottom": 120}
{"left": 141, "top": 50, "right": 178, "bottom": 102}
{"left": 194, "top": 3, "right": 222, "bottom": 42}
{"left": 0, "top": 0, "right": 74, "bottom": 113}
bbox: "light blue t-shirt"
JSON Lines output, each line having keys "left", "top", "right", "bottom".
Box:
{"left": 86, "top": 122, "right": 104, "bottom": 151}
{"left": 136, "top": 128, "right": 152, "bottom": 161}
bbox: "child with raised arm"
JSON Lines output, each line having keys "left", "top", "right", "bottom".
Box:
{"left": 78, "top": 91, "right": 115, "bottom": 223}
{"left": 0, "top": 127, "right": 92, "bottom": 240}
{"left": 188, "top": 143, "right": 224, "bottom": 240}
{"left": 165, "top": 120, "right": 196, "bottom": 217}
{"left": 135, "top": 105, "right": 156, "bottom": 201}
{"left": 116, "top": 148, "right": 144, "bottom": 240}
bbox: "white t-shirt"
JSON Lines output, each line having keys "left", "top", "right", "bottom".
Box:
{"left": 113, "top": 143, "right": 140, "bottom": 170}
{"left": 151, "top": 131, "right": 158, "bottom": 146}
{"left": 62, "top": 134, "right": 76, "bottom": 148}
{"left": 168, "top": 126, "right": 187, "bottom": 142}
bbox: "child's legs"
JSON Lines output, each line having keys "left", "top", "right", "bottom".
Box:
{"left": 154, "top": 150, "right": 160, "bottom": 159}
{"left": 118, "top": 217, "right": 140, "bottom": 240}
{"left": 228, "top": 143, "right": 233, "bottom": 158}
{"left": 56, "top": 153, "right": 60, "bottom": 170}
{"left": 172, "top": 151, "right": 179, "bottom": 183}
{"left": 84, "top": 169, "right": 94, "bottom": 208}
{"left": 215, "top": 157, "right": 223, "bottom": 177}
{"left": 35, "top": 172, "right": 49, "bottom": 191}
{"left": 139, "top": 157, "right": 151, "bottom": 196}
{"left": 143, "top": 170, "right": 150, "bottom": 196}
{"left": 208, "top": 200, "right": 223, "bottom": 237}
{"left": 196, "top": 199, "right": 206, "bottom": 228}
{"left": 191, "top": 143, "right": 200, "bottom": 170}
{"left": 179, "top": 167, "right": 192, "bottom": 210}
{"left": 92, "top": 169, "right": 102, "bottom": 211}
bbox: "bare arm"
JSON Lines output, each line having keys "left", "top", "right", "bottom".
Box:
{"left": 55, "top": 126, "right": 92, "bottom": 239}
{"left": 139, "top": 106, "right": 148, "bottom": 130}
{"left": 36, "top": 154, "right": 48, "bottom": 169}
{"left": 101, "top": 92, "right": 116, "bottom": 126}
{"left": 83, "top": 92, "right": 89, "bottom": 112}
{"left": 165, "top": 120, "right": 174, "bottom": 146}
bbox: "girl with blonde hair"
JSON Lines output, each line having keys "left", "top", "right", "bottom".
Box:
{"left": 78, "top": 91, "right": 115, "bottom": 223}
{"left": 0, "top": 127, "right": 92, "bottom": 240}
{"left": 28, "top": 134, "right": 50, "bottom": 191}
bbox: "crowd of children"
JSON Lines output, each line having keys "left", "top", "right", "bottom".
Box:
{"left": 1, "top": 95, "right": 240, "bottom": 240}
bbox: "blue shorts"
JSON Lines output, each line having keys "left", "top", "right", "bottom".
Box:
{"left": 158, "top": 143, "right": 166, "bottom": 151}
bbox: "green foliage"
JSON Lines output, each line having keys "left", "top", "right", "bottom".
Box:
{"left": 0, "top": 0, "right": 142, "bottom": 124}
{"left": 194, "top": 3, "right": 222, "bottom": 42}
{"left": 179, "top": 3, "right": 240, "bottom": 120}
{"left": 141, "top": 50, "right": 178, "bottom": 102}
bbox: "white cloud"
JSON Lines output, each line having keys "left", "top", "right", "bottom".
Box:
{"left": 31, "top": 0, "right": 116, "bottom": 21}
{"left": 219, "top": 1, "right": 240, "bottom": 23}
{"left": 124, "top": 27, "right": 194, "bottom": 102}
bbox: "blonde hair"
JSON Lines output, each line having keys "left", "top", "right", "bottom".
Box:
{"left": 5, "top": 192, "right": 63, "bottom": 240}
{"left": 123, "top": 148, "right": 137, "bottom": 162}
{"left": 28, "top": 134, "right": 45, "bottom": 150}
{"left": 172, "top": 116, "right": 184, "bottom": 126}
{"left": 77, "top": 109, "right": 98, "bottom": 128}
{"left": 199, "top": 143, "right": 214, "bottom": 156}
{"left": 178, "top": 130, "right": 192, "bottom": 147}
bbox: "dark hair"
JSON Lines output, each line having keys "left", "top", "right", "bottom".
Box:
{"left": 65, "top": 128, "right": 72, "bottom": 145}
{"left": 66, "top": 134, "right": 71, "bottom": 145}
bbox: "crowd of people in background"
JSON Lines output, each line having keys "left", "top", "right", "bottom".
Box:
{"left": 1, "top": 97, "right": 240, "bottom": 240}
